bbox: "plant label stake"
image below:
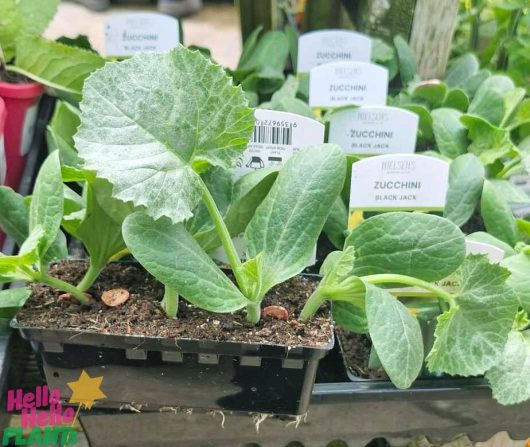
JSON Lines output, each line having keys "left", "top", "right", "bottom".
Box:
{"left": 233, "top": 109, "right": 325, "bottom": 178}
{"left": 348, "top": 154, "right": 449, "bottom": 215}
{"left": 328, "top": 106, "right": 419, "bottom": 155}
{"left": 309, "top": 62, "right": 388, "bottom": 109}
{"left": 391, "top": 240, "right": 506, "bottom": 296}
{"left": 297, "top": 30, "right": 372, "bottom": 74}
{"left": 104, "top": 12, "right": 180, "bottom": 58}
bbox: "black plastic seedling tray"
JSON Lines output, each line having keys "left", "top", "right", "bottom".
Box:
{"left": 14, "top": 312, "right": 334, "bottom": 416}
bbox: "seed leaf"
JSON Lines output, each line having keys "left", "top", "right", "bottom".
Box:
{"left": 245, "top": 144, "right": 345, "bottom": 296}
{"left": 481, "top": 180, "right": 519, "bottom": 246}
{"left": 0, "top": 288, "right": 31, "bottom": 318}
{"left": 345, "top": 213, "right": 465, "bottom": 282}
{"left": 444, "top": 154, "right": 484, "bottom": 226}
{"left": 365, "top": 284, "right": 423, "bottom": 388}
{"left": 123, "top": 211, "right": 249, "bottom": 313}
{"left": 501, "top": 253, "right": 530, "bottom": 313}
{"left": 432, "top": 108, "right": 468, "bottom": 159}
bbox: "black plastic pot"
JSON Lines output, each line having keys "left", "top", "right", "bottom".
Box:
{"left": 14, "top": 303, "right": 334, "bottom": 416}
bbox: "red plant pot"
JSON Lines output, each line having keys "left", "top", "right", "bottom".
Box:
{"left": 0, "top": 97, "right": 6, "bottom": 248}
{"left": 0, "top": 81, "right": 44, "bottom": 191}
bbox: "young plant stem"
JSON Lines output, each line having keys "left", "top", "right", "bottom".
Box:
{"left": 76, "top": 261, "right": 104, "bottom": 292}
{"left": 197, "top": 176, "right": 244, "bottom": 282}
{"left": 496, "top": 8, "right": 523, "bottom": 71}
{"left": 299, "top": 274, "right": 456, "bottom": 321}
{"left": 162, "top": 285, "right": 179, "bottom": 318}
{"left": 246, "top": 301, "right": 261, "bottom": 324}
{"left": 497, "top": 157, "right": 522, "bottom": 179}
{"left": 362, "top": 274, "right": 456, "bottom": 306}
{"left": 21, "top": 266, "right": 90, "bottom": 304}
{"left": 470, "top": 0, "right": 482, "bottom": 51}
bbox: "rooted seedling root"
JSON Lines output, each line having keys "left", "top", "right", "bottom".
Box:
{"left": 252, "top": 413, "right": 270, "bottom": 433}
{"left": 209, "top": 410, "right": 226, "bottom": 428}
{"left": 102, "top": 288, "right": 130, "bottom": 307}
{"left": 285, "top": 413, "right": 307, "bottom": 429}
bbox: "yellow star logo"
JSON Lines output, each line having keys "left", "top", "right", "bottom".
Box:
{"left": 67, "top": 370, "right": 106, "bottom": 410}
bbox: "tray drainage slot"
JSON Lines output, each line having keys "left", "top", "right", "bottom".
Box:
{"left": 198, "top": 354, "right": 219, "bottom": 365}
{"left": 126, "top": 349, "right": 147, "bottom": 360}
{"left": 240, "top": 356, "right": 262, "bottom": 367}
{"left": 162, "top": 351, "right": 183, "bottom": 363}
{"left": 282, "top": 359, "right": 304, "bottom": 369}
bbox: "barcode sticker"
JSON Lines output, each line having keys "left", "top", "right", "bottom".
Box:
{"left": 233, "top": 109, "right": 324, "bottom": 178}
{"left": 252, "top": 124, "right": 293, "bottom": 145}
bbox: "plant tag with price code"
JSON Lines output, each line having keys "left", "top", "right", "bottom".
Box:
{"left": 297, "top": 30, "right": 372, "bottom": 73}
{"left": 309, "top": 62, "right": 388, "bottom": 108}
{"left": 233, "top": 109, "right": 325, "bottom": 178}
{"left": 328, "top": 106, "right": 419, "bottom": 155}
{"left": 104, "top": 12, "right": 180, "bottom": 57}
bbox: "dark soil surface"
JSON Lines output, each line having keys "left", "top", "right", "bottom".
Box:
{"left": 0, "top": 66, "right": 30, "bottom": 84}
{"left": 17, "top": 260, "right": 332, "bottom": 347}
{"left": 336, "top": 329, "right": 387, "bottom": 380}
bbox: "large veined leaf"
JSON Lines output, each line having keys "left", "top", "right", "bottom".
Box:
{"left": 123, "top": 211, "right": 249, "bottom": 313}
{"left": 29, "top": 151, "right": 64, "bottom": 258}
{"left": 76, "top": 46, "right": 254, "bottom": 224}
{"left": 427, "top": 255, "right": 518, "bottom": 376}
{"left": 245, "top": 144, "right": 345, "bottom": 297}
{"left": 14, "top": 36, "right": 105, "bottom": 96}
{"left": 501, "top": 253, "right": 530, "bottom": 313}
{"left": 444, "top": 154, "right": 484, "bottom": 227}
{"left": 17, "top": 0, "right": 60, "bottom": 36}
{"left": 365, "top": 284, "right": 423, "bottom": 388}
{"left": 486, "top": 331, "right": 530, "bottom": 406}
{"left": 345, "top": 213, "right": 466, "bottom": 282}
{"left": 431, "top": 108, "right": 468, "bottom": 159}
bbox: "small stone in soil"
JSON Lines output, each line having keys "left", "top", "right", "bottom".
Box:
{"left": 101, "top": 288, "right": 130, "bottom": 307}
{"left": 262, "top": 305, "right": 289, "bottom": 320}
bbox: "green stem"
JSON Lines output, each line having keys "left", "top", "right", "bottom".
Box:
{"left": 162, "top": 285, "right": 179, "bottom": 318}
{"left": 470, "top": 0, "right": 482, "bottom": 51}
{"left": 26, "top": 268, "right": 90, "bottom": 304}
{"left": 299, "top": 288, "right": 326, "bottom": 321}
{"left": 246, "top": 302, "right": 261, "bottom": 324}
{"left": 362, "top": 274, "right": 456, "bottom": 306}
{"left": 76, "top": 261, "right": 104, "bottom": 292}
{"left": 496, "top": 8, "right": 523, "bottom": 71}
{"left": 197, "top": 176, "right": 244, "bottom": 282}
{"left": 497, "top": 157, "right": 522, "bottom": 179}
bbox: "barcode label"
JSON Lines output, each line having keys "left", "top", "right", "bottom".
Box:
{"left": 252, "top": 125, "right": 293, "bottom": 145}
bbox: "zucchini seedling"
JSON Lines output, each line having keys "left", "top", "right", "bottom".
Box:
{"left": 73, "top": 45, "right": 346, "bottom": 322}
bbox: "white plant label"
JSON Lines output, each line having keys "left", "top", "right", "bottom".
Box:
{"left": 297, "top": 30, "right": 372, "bottom": 73}
{"left": 309, "top": 62, "right": 388, "bottom": 108}
{"left": 20, "top": 103, "right": 39, "bottom": 156}
{"left": 392, "top": 240, "right": 505, "bottom": 296}
{"left": 328, "top": 106, "right": 419, "bottom": 155}
{"left": 349, "top": 154, "right": 450, "bottom": 211}
{"left": 233, "top": 109, "right": 325, "bottom": 178}
{"left": 104, "top": 12, "right": 180, "bottom": 57}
